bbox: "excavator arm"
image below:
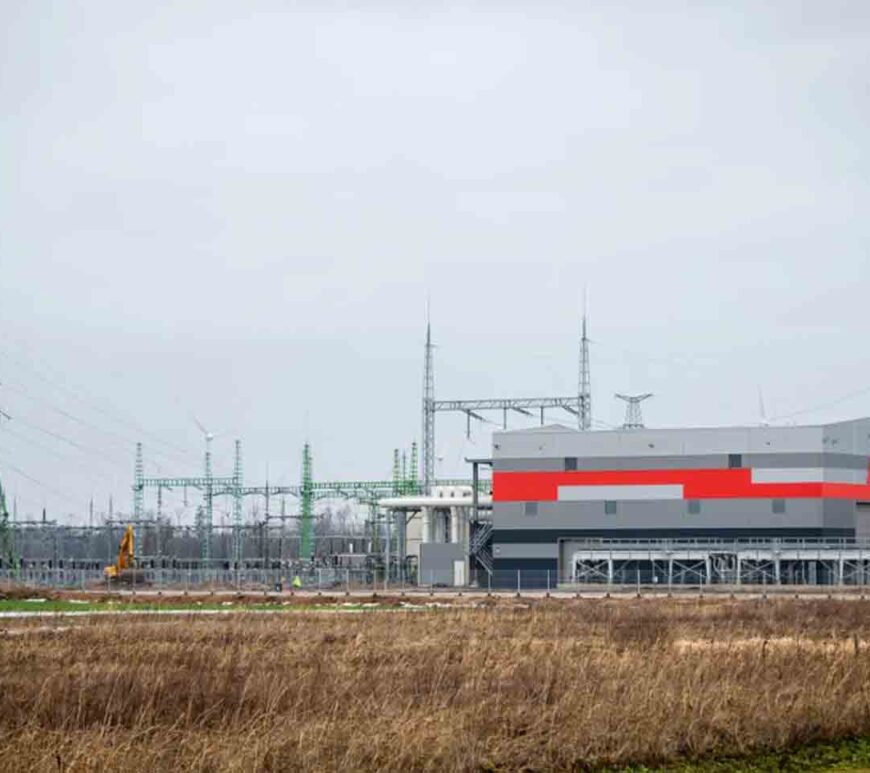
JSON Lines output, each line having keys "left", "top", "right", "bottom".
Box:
{"left": 105, "top": 525, "right": 135, "bottom": 578}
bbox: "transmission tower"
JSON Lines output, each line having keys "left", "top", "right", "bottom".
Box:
{"left": 202, "top": 433, "right": 214, "bottom": 561}
{"left": 409, "top": 441, "right": 419, "bottom": 494}
{"left": 0, "top": 477, "right": 15, "bottom": 570}
{"left": 133, "top": 442, "right": 144, "bottom": 561}
{"left": 300, "top": 442, "right": 314, "bottom": 561}
{"left": 0, "top": 406, "right": 13, "bottom": 569}
{"left": 421, "top": 320, "right": 435, "bottom": 494}
{"left": 615, "top": 393, "right": 653, "bottom": 429}
{"left": 232, "top": 439, "right": 243, "bottom": 567}
{"left": 579, "top": 313, "right": 592, "bottom": 430}
{"left": 392, "top": 449, "right": 401, "bottom": 495}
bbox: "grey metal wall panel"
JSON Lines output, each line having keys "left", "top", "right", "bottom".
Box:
{"left": 559, "top": 484, "right": 684, "bottom": 501}
{"left": 419, "top": 543, "right": 464, "bottom": 585}
{"left": 857, "top": 504, "right": 870, "bottom": 540}
{"left": 493, "top": 421, "right": 870, "bottom": 461}
{"left": 493, "top": 543, "right": 559, "bottom": 559}
{"left": 823, "top": 499, "right": 856, "bottom": 530}
{"left": 495, "top": 452, "right": 869, "bottom": 472}
{"left": 494, "top": 499, "right": 824, "bottom": 531}
{"left": 494, "top": 458, "right": 565, "bottom": 472}
{"left": 823, "top": 419, "right": 870, "bottom": 456}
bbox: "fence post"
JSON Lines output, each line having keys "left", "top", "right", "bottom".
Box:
{"left": 516, "top": 569, "right": 520, "bottom": 596}
{"left": 546, "top": 570, "right": 550, "bottom": 595}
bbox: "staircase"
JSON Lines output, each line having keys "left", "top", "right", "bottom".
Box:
{"left": 469, "top": 521, "right": 493, "bottom": 577}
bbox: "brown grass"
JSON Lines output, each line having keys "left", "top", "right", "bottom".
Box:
{"left": 2, "top": 598, "right": 870, "bottom": 771}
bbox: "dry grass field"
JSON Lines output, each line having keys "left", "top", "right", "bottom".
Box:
{"left": 3, "top": 597, "right": 870, "bottom": 771}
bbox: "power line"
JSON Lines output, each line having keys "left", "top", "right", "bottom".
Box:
{"left": 770, "top": 385, "right": 870, "bottom": 422}
{"left": 0, "top": 423, "right": 118, "bottom": 484}
{"left": 6, "top": 413, "right": 130, "bottom": 471}
{"left": 1, "top": 380, "right": 139, "bottom": 451}
{"left": 0, "top": 454, "right": 85, "bottom": 510}
{"left": 0, "top": 338, "right": 190, "bottom": 460}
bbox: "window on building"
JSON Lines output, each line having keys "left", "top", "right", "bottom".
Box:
{"left": 687, "top": 500, "right": 701, "bottom": 515}
{"left": 728, "top": 454, "right": 743, "bottom": 468}
{"left": 564, "top": 457, "right": 578, "bottom": 471}
{"left": 604, "top": 500, "right": 617, "bottom": 515}
{"left": 772, "top": 499, "right": 786, "bottom": 514}
{"left": 524, "top": 502, "right": 538, "bottom": 517}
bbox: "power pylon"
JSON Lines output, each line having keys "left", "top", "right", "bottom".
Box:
{"left": 579, "top": 313, "right": 592, "bottom": 430}
{"left": 133, "top": 442, "right": 144, "bottom": 561}
{"left": 392, "top": 449, "right": 401, "bottom": 495}
{"left": 0, "top": 405, "right": 14, "bottom": 569}
{"left": 202, "top": 432, "right": 214, "bottom": 561}
{"left": 0, "top": 477, "right": 15, "bottom": 570}
{"left": 615, "top": 393, "right": 653, "bottom": 429}
{"left": 421, "top": 320, "right": 435, "bottom": 494}
{"left": 300, "top": 442, "right": 314, "bottom": 561}
{"left": 232, "top": 439, "right": 243, "bottom": 567}
{"left": 409, "top": 441, "right": 419, "bottom": 494}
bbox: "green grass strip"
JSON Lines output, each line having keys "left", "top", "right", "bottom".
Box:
{"left": 614, "top": 736, "right": 870, "bottom": 772}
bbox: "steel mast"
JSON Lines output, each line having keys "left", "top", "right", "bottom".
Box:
{"left": 422, "top": 320, "right": 435, "bottom": 494}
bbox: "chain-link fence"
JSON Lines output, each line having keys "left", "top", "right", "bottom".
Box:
{"left": 4, "top": 566, "right": 870, "bottom": 595}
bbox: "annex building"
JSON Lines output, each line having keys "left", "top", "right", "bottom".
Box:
{"left": 490, "top": 418, "right": 870, "bottom": 586}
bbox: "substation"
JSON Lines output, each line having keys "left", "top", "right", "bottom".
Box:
{"left": 3, "top": 317, "right": 870, "bottom": 589}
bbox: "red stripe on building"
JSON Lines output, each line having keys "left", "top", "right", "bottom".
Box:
{"left": 493, "top": 470, "right": 870, "bottom": 502}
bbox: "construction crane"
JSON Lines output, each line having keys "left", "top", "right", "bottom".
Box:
{"left": 104, "top": 524, "right": 135, "bottom": 582}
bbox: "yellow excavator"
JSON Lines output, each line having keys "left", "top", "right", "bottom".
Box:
{"left": 104, "top": 524, "right": 136, "bottom": 583}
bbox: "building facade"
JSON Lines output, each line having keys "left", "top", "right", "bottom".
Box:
{"left": 491, "top": 418, "right": 870, "bottom": 584}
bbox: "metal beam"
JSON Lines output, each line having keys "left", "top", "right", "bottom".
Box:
{"left": 434, "top": 396, "right": 579, "bottom": 412}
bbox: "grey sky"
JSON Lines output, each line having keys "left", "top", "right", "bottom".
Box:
{"left": 1, "top": 1, "right": 868, "bottom": 522}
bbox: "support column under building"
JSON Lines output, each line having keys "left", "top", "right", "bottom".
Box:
{"left": 421, "top": 507, "right": 431, "bottom": 544}
{"left": 450, "top": 507, "right": 459, "bottom": 544}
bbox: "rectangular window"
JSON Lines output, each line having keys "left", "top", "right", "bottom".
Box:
{"left": 604, "top": 500, "right": 617, "bottom": 515}
{"left": 772, "top": 499, "right": 786, "bottom": 514}
{"left": 728, "top": 454, "right": 743, "bottom": 469}
{"left": 687, "top": 500, "right": 701, "bottom": 515}
{"left": 564, "top": 457, "right": 578, "bottom": 471}
{"left": 524, "top": 502, "right": 538, "bottom": 517}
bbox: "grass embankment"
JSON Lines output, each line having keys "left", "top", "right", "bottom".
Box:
{"left": 2, "top": 598, "right": 870, "bottom": 771}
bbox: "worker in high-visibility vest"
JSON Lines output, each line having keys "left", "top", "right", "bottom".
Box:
{"left": 292, "top": 575, "right": 302, "bottom": 589}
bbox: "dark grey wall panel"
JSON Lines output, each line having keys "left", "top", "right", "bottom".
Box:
{"left": 494, "top": 452, "right": 869, "bottom": 472}
{"left": 494, "top": 499, "right": 824, "bottom": 531}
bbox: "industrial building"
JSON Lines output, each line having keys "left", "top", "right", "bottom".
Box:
{"left": 490, "top": 417, "right": 870, "bottom": 587}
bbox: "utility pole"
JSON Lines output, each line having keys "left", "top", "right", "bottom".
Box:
{"left": 615, "top": 393, "right": 653, "bottom": 429}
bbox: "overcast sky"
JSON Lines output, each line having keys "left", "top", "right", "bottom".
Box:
{"left": 1, "top": 1, "right": 868, "bottom": 523}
